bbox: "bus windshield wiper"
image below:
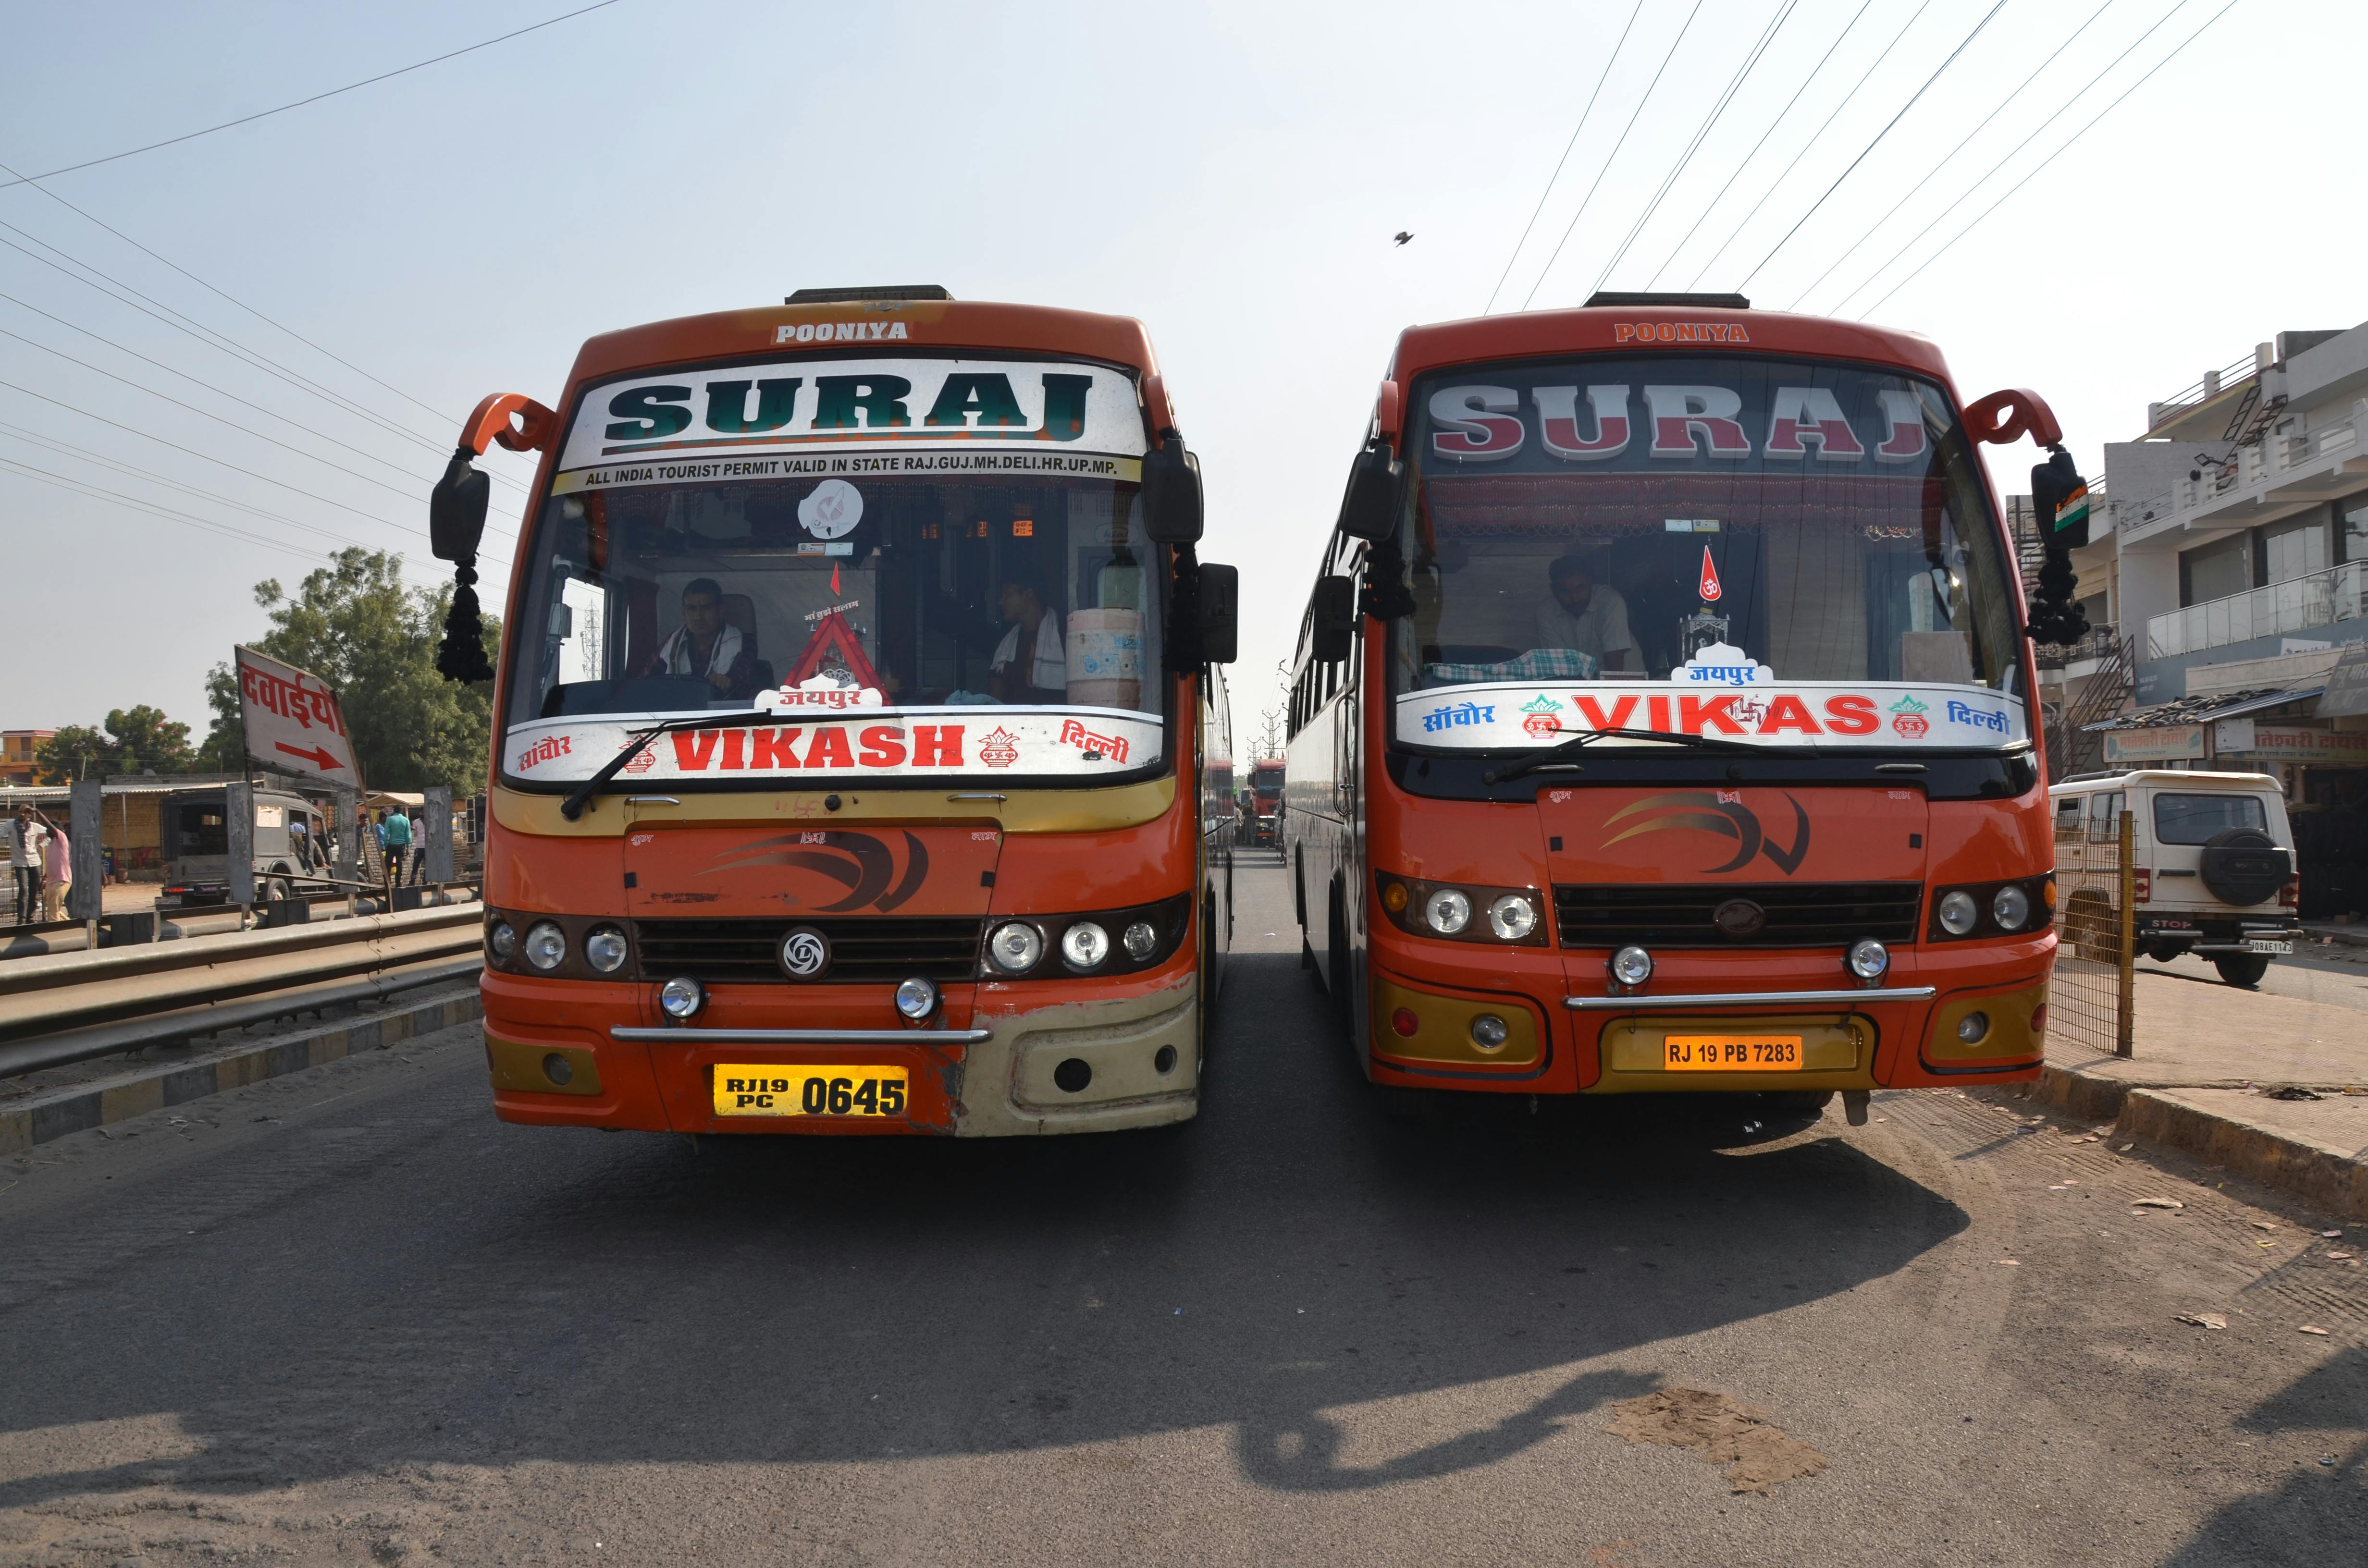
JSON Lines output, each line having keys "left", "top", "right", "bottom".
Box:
{"left": 1481, "top": 727, "right": 1801, "bottom": 785}
{"left": 559, "top": 710, "right": 771, "bottom": 820}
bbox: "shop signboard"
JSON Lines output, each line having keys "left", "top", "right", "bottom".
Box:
{"left": 2103, "top": 724, "right": 2205, "bottom": 765}
{"left": 2318, "top": 642, "right": 2368, "bottom": 718}
{"left": 2213, "top": 717, "right": 2368, "bottom": 764}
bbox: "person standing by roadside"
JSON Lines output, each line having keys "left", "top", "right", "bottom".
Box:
{"left": 39, "top": 814, "right": 70, "bottom": 922}
{"left": 10, "top": 804, "right": 48, "bottom": 925}
{"left": 381, "top": 806, "right": 413, "bottom": 886}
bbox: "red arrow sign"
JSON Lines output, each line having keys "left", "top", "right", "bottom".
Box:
{"left": 275, "top": 742, "right": 345, "bottom": 772}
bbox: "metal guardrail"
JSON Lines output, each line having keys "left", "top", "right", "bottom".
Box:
{"left": 0, "top": 903, "right": 484, "bottom": 1078}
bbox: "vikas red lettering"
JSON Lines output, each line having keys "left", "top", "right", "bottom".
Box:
{"left": 658, "top": 724, "right": 966, "bottom": 772}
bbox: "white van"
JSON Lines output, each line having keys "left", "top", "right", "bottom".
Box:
{"left": 2047, "top": 770, "right": 2299, "bottom": 986}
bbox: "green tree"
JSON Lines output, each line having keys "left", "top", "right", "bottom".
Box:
{"left": 201, "top": 549, "right": 502, "bottom": 793}
{"left": 34, "top": 706, "right": 198, "bottom": 782}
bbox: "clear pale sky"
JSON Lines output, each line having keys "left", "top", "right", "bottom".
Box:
{"left": 0, "top": 0, "right": 2340, "bottom": 746}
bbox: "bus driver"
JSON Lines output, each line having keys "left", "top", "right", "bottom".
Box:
{"left": 641, "top": 576, "right": 757, "bottom": 698}
{"left": 1533, "top": 555, "right": 1635, "bottom": 674}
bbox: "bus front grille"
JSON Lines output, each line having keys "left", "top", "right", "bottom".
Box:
{"left": 631, "top": 917, "right": 985, "bottom": 984}
{"left": 1552, "top": 882, "right": 1924, "bottom": 948}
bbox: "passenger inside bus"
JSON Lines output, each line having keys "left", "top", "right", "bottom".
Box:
{"left": 989, "top": 580, "right": 1068, "bottom": 704}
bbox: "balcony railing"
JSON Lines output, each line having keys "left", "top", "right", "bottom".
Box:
{"left": 2146, "top": 560, "right": 2368, "bottom": 659}
{"left": 2145, "top": 350, "right": 2263, "bottom": 434}
{"left": 2117, "top": 398, "right": 2368, "bottom": 537}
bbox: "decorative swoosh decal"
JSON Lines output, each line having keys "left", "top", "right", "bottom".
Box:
{"left": 1598, "top": 791, "right": 1812, "bottom": 876}
{"left": 875, "top": 832, "right": 931, "bottom": 912}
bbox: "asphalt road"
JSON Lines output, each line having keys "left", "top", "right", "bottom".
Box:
{"left": 1, "top": 862, "right": 2362, "bottom": 1566}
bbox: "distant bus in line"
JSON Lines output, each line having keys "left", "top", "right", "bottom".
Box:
{"left": 440, "top": 287, "right": 1240, "bottom": 1136}
{"left": 1285, "top": 293, "right": 2061, "bottom": 1119}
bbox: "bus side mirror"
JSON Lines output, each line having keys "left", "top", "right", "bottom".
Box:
{"left": 1311, "top": 575, "right": 1357, "bottom": 662}
{"left": 1142, "top": 437, "right": 1204, "bottom": 544}
{"left": 1197, "top": 562, "right": 1239, "bottom": 664}
{"left": 429, "top": 451, "right": 491, "bottom": 563}
{"left": 1335, "top": 441, "right": 1402, "bottom": 542}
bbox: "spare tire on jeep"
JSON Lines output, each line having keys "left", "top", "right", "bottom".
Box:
{"left": 2199, "top": 827, "right": 2289, "bottom": 906}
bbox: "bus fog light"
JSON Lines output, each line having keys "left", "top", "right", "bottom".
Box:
{"left": 1061, "top": 921, "right": 1110, "bottom": 971}
{"left": 584, "top": 926, "right": 629, "bottom": 974}
{"left": 1486, "top": 894, "right": 1537, "bottom": 941}
{"left": 1847, "top": 938, "right": 1890, "bottom": 981}
{"left": 1424, "top": 888, "right": 1471, "bottom": 934}
{"left": 1957, "top": 1010, "right": 1991, "bottom": 1044}
{"left": 658, "top": 975, "right": 704, "bottom": 1019}
{"left": 894, "top": 977, "right": 939, "bottom": 1020}
{"left": 1122, "top": 920, "right": 1159, "bottom": 961}
{"left": 541, "top": 1052, "right": 574, "bottom": 1087}
{"left": 487, "top": 921, "right": 517, "bottom": 964}
{"left": 1611, "top": 945, "right": 1654, "bottom": 987}
{"left": 1938, "top": 891, "right": 1979, "bottom": 935}
{"left": 1992, "top": 885, "right": 2031, "bottom": 931}
{"left": 524, "top": 920, "right": 567, "bottom": 972}
{"left": 1469, "top": 1014, "right": 1509, "bottom": 1050}
{"left": 1381, "top": 881, "right": 1409, "bottom": 913}
{"left": 987, "top": 921, "right": 1043, "bottom": 974}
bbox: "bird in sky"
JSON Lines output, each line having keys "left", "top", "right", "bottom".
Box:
{"left": 1393, "top": 231, "right": 1414, "bottom": 246}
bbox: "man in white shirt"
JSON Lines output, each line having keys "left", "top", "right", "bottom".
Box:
{"left": 10, "top": 805, "right": 48, "bottom": 926}
{"left": 989, "top": 581, "right": 1066, "bottom": 703}
{"left": 642, "top": 576, "right": 756, "bottom": 699}
{"left": 1533, "top": 556, "right": 1636, "bottom": 672}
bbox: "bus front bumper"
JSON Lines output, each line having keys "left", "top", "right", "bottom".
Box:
{"left": 482, "top": 968, "right": 1199, "bottom": 1137}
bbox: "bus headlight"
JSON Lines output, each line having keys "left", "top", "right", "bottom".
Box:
{"left": 487, "top": 920, "right": 517, "bottom": 965}
{"left": 658, "top": 975, "right": 704, "bottom": 1019}
{"left": 894, "top": 976, "right": 939, "bottom": 1020}
{"left": 584, "top": 926, "right": 629, "bottom": 974}
{"left": 1424, "top": 889, "right": 1472, "bottom": 935}
{"left": 1992, "top": 885, "right": 2032, "bottom": 931}
{"left": 524, "top": 920, "right": 567, "bottom": 972}
{"left": 1611, "top": 945, "right": 1654, "bottom": 987}
{"left": 1486, "top": 894, "right": 1537, "bottom": 942}
{"left": 987, "top": 920, "right": 1044, "bottom": 974}
{"left": 1847, "top": 938, "right": 1890, "bottom": 982}
{"left": 1061, "top": 921, "right": 1110, "bottom": 971}
{"left": 1937, "top": 891, "right": 1979, "bottom": 936}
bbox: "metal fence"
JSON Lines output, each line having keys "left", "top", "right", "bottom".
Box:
{"left": 2050, "top": 808, "right": 2135, "bottom": 1058}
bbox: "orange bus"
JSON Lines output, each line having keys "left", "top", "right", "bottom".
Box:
{"left": 430, "top": 287, "right": 1239, "bottom": 1136}
{"left": 1285, "top": 293, "right": 2063, "bottom": 1121}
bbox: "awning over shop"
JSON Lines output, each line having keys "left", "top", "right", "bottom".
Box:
{"left": 2083, "top": 686, "right": 2323, "bottom": 732}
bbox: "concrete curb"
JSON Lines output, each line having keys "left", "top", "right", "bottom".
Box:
{"left": 0, "top": 984, "right": 482, "bottom": 1155}
{"left": 2020, "top": 1062, "right": 2368, "bottom": 1221}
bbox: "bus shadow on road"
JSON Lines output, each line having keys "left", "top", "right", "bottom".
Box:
{"left": 2155, "top": 1344, "right": 2368, "bottom": 1568}
{"left": 0, "top": 953, "right": 1970, "bottom": 1510}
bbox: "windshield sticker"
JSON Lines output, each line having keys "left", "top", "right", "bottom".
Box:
{"left": 798, "top": 478, "right": 863, "bottom": 538}
{"left": 1677, "top": 642, "right": 1770, "bottom": 686}
{"left": 555, "top": 357, "right": 1146, "bottom": 479}
{"left": 1696, "top": 545, "right": 1723, "bottom": 601}
{"left": 504, "top": 710, "right": 1160, "bottom": 783}
{"left": 1395, "top": 683, "right": 2025, "bottom": 753}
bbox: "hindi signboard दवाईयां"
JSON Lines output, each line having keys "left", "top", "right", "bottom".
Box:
{"left": 235, "top": 645, "right": 361, "bottom": 785}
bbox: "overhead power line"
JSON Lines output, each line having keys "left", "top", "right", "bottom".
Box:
{"left": 1737, "top": 0, "right": 2009, "bottom": 291}
{"left": 1829, "top": 0, "right": 2200, "bottom": 315}
{"left": 0, "top": 156, "right": 518, "bottom": 458}
{"left": 1684, "top": 0, "right": 1936, "bottom": 292}
{"left": 0, "top": 453, "right": 332, "bottom": 564}
{"left": 1642, "top": 0, "right": 1878, "bottom": 291}
{"left": 0, "top": 2, "right": 624, "bottom": 189}
{"left": 1483, "top": 0, "right": 1646, "bottom": 315}
{"left": 1522, "top": 1, "right": 1707, "bottom": 311}
{"left": 1588, "top": 0, "right": 1800, "bottom": 300}
{"left": 1785, "top": 0, "right": 2121, "bottom": 312}
{"left": 1856, "top": 0, "right": 2244, "bottom": 319}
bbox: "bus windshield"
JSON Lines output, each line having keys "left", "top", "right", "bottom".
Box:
{"left": 501, "top": 354, "right": 1170, "bottom": 786}
{"left": 1379, "top": 354, "right": 2023, "bottom": 753}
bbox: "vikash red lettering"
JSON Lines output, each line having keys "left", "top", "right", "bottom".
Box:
{"left": 750, "top": 728, "right": 802, "bottom": 768}
{"left": 1575, "top": 695, "right": 1639, "bottom": 730}
{"left": 671, "top": 730, "right": 721, "bottom": 770}
{"left": 1679, "top": 695, "right": 1746, "bottom": 735}
{"left": 1756, "top": 695, "right": 1824, "bottom": 734}
{"left": 1823, "top": 695, "right": 1879, "bottom": 735}
{"left": 912, "top": 725, "right": 964, "bottom": 766}
{"left": 806, "top": 729, "right": 855, "bottom": 768}
{"left": 859, "top": 726, "right": 907, "bottom": 767}
{"left": 720, "top": 729, "right": 746, "bottom": 770}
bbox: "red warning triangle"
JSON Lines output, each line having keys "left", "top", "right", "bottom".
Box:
{"left": 1698, "top": 544, "right": 1722, "bottom": 603}
{"left": 783, "top": 610, "right": 884, "bottom": 692}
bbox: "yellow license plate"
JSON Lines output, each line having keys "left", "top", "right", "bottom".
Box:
{"left": 713, "top": 1065, "right": 909, "bottom": 1117}
{"left": 1663, "top": 1035, "right": 1805, "bottom": 1071}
